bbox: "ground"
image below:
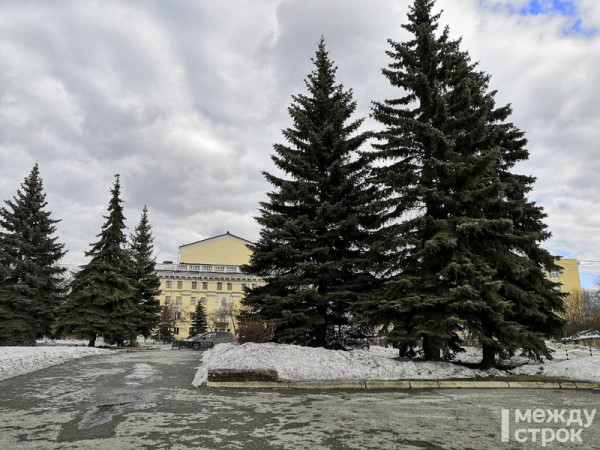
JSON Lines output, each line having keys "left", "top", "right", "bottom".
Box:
{"left": 3, "top": 338, "right": 599, "bottom": 386}
{"left": 1, "top": 347, "right": 599, "bottom": 449}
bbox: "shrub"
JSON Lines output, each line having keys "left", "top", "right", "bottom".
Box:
{"left": 237, "top": 321, "right": 275, "bottom": 344}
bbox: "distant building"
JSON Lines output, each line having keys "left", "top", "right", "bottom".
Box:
{"left": 155, "top": 232, "right": 265, "bottom": 338}
{"left": 545, "top": 258, "right": 582, "bottom": 319}
{"left": 545, "top": 258, "right": 582, "bottom": 294}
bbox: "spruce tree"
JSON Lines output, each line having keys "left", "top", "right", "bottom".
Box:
{"left": 188, "top": 301, "right": 208, "bottom": 337}
{"left": 58, "top": 175, "right": 135, "bottom": 347}
{"left": 0, "top": 164, "right": 66, "bottom": 344}
{"left": 154, "top": 303, "right": 176, "bottom": 342}
{"left": 129, "top": 206, "right": 161, "bottom": 344}
{"left": 367, "top": 0, "right": 564, "bottom": 363}
{"left": 242, "top": 38, "right": 376, "bottom": 347}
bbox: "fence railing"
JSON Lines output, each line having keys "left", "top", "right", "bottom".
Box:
{"left": 156, "top": 263, "right": 243, "bottom": 274}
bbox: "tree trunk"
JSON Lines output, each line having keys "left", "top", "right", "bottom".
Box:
{"left": 128, "top": 335, "right": 138, "bottom": 347}
{"left": 422, "top": 336, "right": 441, "bottom": 361}
{"left": 88, "top": 334, "right": 96, "bottom": 347}
{"left": 480, "top": 343, "right": 497, "bottom": 369}
{"left": 398, "top": 343, "right": 409, "bottom": 358}
{"left": 314, "top": 323, "right": 327, "bottom": 348}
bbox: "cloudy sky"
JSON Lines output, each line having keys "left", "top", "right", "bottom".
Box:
{"left": 1, "top": 0, "right": 599, "bottom": 285}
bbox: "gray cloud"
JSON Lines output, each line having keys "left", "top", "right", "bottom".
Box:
{"left": 1, "top": 0, "right": 599, "bottom": 284}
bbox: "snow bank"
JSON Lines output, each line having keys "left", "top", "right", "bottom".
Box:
{"left": 0, "top": 346, "right": 110, "bottom": 381}
{"left": 36, "top": 336, "right": 160, "bottom": 347}
{"left": 192, "top": 341, "right": 600, "bottom": 386}
{"left": 192, "top": 342, "right": 495, "bottom": 386}
{"left": 510, "top": 341, "right": 600, "bottom": 382}
{"left": 512, "top": 357, "right": 600, "bottom": 382}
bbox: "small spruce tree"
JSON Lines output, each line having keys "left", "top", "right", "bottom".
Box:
{"left": 0, "top": 164, "right": 66, "bottom": 344}
{"left": 129, "top": 206, "right": 161, "bottom": 344}
{"left": 188, "top": 301, "right": 208, "bottom": 337}
{"left": 58, "top": 175, "right": 135, "bottom": 347}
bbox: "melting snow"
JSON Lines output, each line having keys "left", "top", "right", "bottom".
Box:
{"left": 192, "top": 341, "right": 600, "bottom": 386}
{"left": 125, "top": 363, "right": 156, "bottom": 386}
{"left": 0, "top": 346, "right": 110, "bottom": 381}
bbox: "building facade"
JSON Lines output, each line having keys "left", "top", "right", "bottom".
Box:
{"left": 545, "top": 258, "right": 582, "bottom": 319}
{"left": 155, "top": 232, "right": 264, "bottom": 338}
{"left": 546, "top": 258, "right": 582, "bottom": 294}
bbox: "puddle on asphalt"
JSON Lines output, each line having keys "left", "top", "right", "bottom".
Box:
{"left": 78, "top": 402, "right": 133, "bottom": 429}
{"left": 76, "top": 390, "right": 159, "bottom": 431}
{"left": 76, "top": 363, "right": 159, "bottom": 432}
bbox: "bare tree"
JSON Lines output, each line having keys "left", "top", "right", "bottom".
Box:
{"left": 564, "top": 289, "right": 600, "bottom": 336}
{"left": 208, "top": 298, "right": 240, "bottom": 334}
{"left": 583, "top": 289, "right": 600, "bottom": 330}
{"left": 237, "top": 321, "right": 275, "bottom": 343}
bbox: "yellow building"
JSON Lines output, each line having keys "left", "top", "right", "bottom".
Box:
{"left": 545, "top": 258, "right": 582, "bottom": 294}
{"left": 155, "top": 232, "right": 265, "bottom": 338}
{"left": 545, "top": 258, "right": 582, "bottom": 318}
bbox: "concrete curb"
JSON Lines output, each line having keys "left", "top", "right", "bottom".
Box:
{"left": 206, "top": 380, "right": 600, "bottom": 390}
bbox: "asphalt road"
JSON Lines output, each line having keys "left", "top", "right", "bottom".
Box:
{"left": 0, "top": 348, "right": 599, "bottom": 449}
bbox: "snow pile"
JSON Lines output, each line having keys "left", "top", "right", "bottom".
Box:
{"left": 509, "top": 340, "right": 600, "bottom": 382}
{"left": 36, "top": 336, "right": 160, "bottom": 347}
{"left": 512, "top": 357, "right": 600, "bottom": 382}
{"left": 0, "top": 346, "right": 110, "bottom": 381}
{"left": 192, "top": 341, "right": 600, "bottom": 386}
{"left": 36, "top": 337, "right": 92, "bottom": 346}
{"left": 192, "top": 342, "right": 495, "bottom": 386}
{"left": 563, "top": 330, "right": 600, "bottom": 341}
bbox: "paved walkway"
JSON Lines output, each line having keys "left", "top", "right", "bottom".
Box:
{"left": 1, "top": 349, "right": 599, "bottom": 449}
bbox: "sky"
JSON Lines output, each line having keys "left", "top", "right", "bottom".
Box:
{"left": 0, "top": 0, "right": 599, "bottom": 286}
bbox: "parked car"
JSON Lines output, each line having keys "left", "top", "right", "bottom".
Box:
{"left": 326, "top": 330, "right": 371, "bottom": 351}
{"left": 172, "top": 331, "right": 236, "bottom": 350}
{"left": 188, "top": 331, "right": 236, "bottom": 350}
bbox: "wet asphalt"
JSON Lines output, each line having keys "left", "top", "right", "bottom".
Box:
{"left": 0, "top": 347, "right": 599, "bottom": 449}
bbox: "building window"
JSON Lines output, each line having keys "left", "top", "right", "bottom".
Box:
{"left": 201, "top": 297, "right": 207, "bottom": 305}
{"left": 227, "top": 282, "right": 232, "bottom": 291}
{"left": 176, "top": 297, "right": 182, "bottom": 304}
{"left": 221, "top": 298, "right": 228, "bottom": 308}
{"left": 191, "top": 281, "right": 198, "bottom": 289}
{"left": 202, "top": 282, "right": 208, "bottom": 290}
{"left": 175, "top": 311, "right": 181, "bottom": 320}
{"left": 241, "top": 283, "right": 247, "bottom": 289}
{"left": 189, "top": 312, "right": 195, "bottom": 320}
{"left": 177, "top": 280, "right": 183, "bottom": 289}
{"left": 166, "top": 280, "right": 172, "bottom": 288}
{"left": 217, "top": 282, "right": 222, "bottom": 290}
{"left": 191, "top": 297, "right": 196, "bottom": 305}
{"left": 165, "top": 296, "right": 171, "bottom": 304}
{"left": 549, "top": 270, "right": 560, "bottom": 280}
{"left": 174, "top": 327, "right": 180, "bottom": 335}
{"left": 252, "top": 283, "right": 257, "bottom": 288}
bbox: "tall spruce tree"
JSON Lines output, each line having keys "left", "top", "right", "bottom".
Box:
{"left": 242, "top": 38, "right": 376, "bottom": 347}
{"left": 58, "top": 175, "right": 135, "bottom": 347}
{"left": 366, "top": 0, "right": 564, "bottom": 363}
{"left": 188, "top": 301, "right": 208, "bottom": 337}
{"left": 0, "top": 164, "right": 66, "bottom": 344}
{"left": 129, "top": 206, "right": 161, "bottom": 343}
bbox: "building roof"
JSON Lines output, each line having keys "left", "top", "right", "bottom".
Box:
{"left": 179, "top": 231, "right": 254, "bottom": 250}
